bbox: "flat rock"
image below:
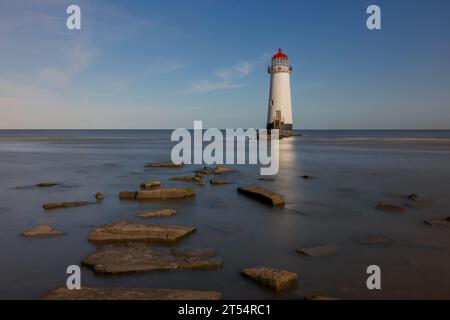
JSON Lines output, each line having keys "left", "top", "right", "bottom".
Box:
{"left": 42, "top": 287, "right": 221, "bottom": 300}
{"left": 304, "top": 295, "right": 339, "bottom": 300}
{"left": 242, "top": 267, "right": 298, "bottom": 291}
{"left": 375, "top": 202, "right": 406, "bottom": 212}
{"left": 43, "top": 201, "right": 90, "bottom": 210}
{"left": 296, "top": 245, "right": 338, "bottom": 257}
{"left": 210, "top": 178, "right": 228, "bottom": 185}
{"left": 237, "top": 186, "right": 285, "bottom": 206}
{"left": 144, "top": 162, "right": 184, "bottom": 168}
{"left": 354, "top": 236, "right": 392, "bottom": 245}
{"left": 140, "top": 181, "right": 161, "bottom": 189}
{"left": 170, "top": 176, "right": 199, "bottom": 182}
{"left": 87, "top": 220, "right": 195, "bottom": 243}
{"left": 213, "top": 165, "right": 235, "bottom": 174}
{"left": 135, "top": 209, "right": 176, "bottom": 218}
{"left": 20, "top": 225, "right": 64, "bottom": 237}
{"left": 82, "top": 243, "right": 222, "bottom": 273}
{"left": 136, "top": 188, "right": 195, "bottom": 200}
{"left": 119, "top": 191, "right": 138, "bottom": 199}
{"left": 258, "top": 178, "right": 275, "bottom": 182}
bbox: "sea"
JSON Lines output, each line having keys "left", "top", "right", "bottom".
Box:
{"left": 1, "top": 129, "right": 450, "bottom": 299}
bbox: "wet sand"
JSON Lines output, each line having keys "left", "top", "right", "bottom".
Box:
{"left": 1, "top": 130, "right": 450, "bottom": 299}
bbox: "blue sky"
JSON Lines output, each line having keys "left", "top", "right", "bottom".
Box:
{"left": 1, "top": 0, "right": 450, "bottom": 129}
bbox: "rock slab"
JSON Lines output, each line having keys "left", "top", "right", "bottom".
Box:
{"left": 135, "top": 209, "right": 176, "bottom": 218}
{"left": 242, "top": 267, "right": 298, "bottom": 291}
{"left": 237, "top": 186, "right": 285, "bottom": 206}
{"left": 87, "top": 220, "right": 195, "bottom": 243}
{"left": 20, "top": 225, "right": 63, "bottom": 237}
{"left": 42, "top": 287, "right": 221, "bottom": 300}
{"left": 296, "top": 245, "right": 338, "bottom": 257}
{"left": 144, "top": 162, "right": 184, "bottom": 168}
{"left": 43, "top": 201, "right": 90, "bottom": 210}
{"left": 83, "top": 243, "right": 223, "bottom": 273}
{"left": 136, "top": 188, "right": 195, "bottom": 200}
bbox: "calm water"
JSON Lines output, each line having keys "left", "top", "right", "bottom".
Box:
{"left": 1, "top": 130, "right": 450, "bottom": 300}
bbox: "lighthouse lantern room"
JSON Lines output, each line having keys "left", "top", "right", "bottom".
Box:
{"left": 267, "top": 48, "right": 293, "bottom": 136}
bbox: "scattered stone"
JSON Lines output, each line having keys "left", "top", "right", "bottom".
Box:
{"left": 136, "top": 188, "right": 196, "bottom": 200}
{"left": 242, "top": 267, "right": 298, "bottom": 291}
{"left": 87, "top": 220, "right": 195, "bottom": 243}
{"left": 135, "top": 209, "right": 176, "bottom": 218}
{"left": 82, "top": 243, "right": 222, "bottom": 273}
{"left": 144, "top": 162, "right": 184, "bottom": 168}
{"left": 43, "top": 201, "right": 90, "bottom": 210}
{"left": 20, "top": 225, "right": 64, "bottom": 237}
{"left": 213, "top": 165, "right": 235, "bottom": 175}
{"left": 42, "top": 287, "right": 222, "bottom": 300}
{"left": 304, "top": 295, "right": 339, "bottom": 300}
{"left": 258, "top": 178, "right": 275, "bottom": 182}
{"left": 170, "top": 176, "right": 200, "bottom": 182}
{"left": 36, "top": 183, "right": 60, "bottom": 188}
{"left": 237, "top": 186, "right": 285, "bottom": 206}
{"left": 119, "top": 191, "right": 138, "bottom": 199}
{"left": 140, "top": 181, "right": 161, "bottom": 189}
{"left": 375, "top": 202, "right": 406, "bottom": 212}
{"left": 407, "top": 193, "right": 418, "bottom": 200}
{"left": 354, "top": 236, "right": 392, "bottom": 245}
{"left": 424, "top": 218, "right": 450, "bottom": 227}
{"left": 296, "top": 245, "right": 338, "bottom": 257}
{"left": 95, "top": 192, "right": 105, "bottom": 201}
{"left": 210, "top": 178, "right": 228, "bottom": 185}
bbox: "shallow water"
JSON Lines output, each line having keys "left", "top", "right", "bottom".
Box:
{"left": 1, "top": 130, "right": 450, "bottom": 300}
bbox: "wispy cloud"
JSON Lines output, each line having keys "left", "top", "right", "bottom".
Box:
{"left": 189, "top": 54, "right": 268, "bottom": 93}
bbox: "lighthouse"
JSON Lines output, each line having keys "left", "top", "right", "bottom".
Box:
{"left": 267, "top": 48, "right": 293, "bottom": 136}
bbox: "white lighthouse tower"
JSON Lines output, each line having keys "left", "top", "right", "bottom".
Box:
{"left": 267, "top": 48, "right": 293, "bottom": 136}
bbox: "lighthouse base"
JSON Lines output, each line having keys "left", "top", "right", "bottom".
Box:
{"left": 267, "top": 123, "right": 293, "bottom": 137}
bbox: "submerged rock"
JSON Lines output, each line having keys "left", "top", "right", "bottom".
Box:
{"left": 296, "top": 245, "right": 338, "bottom": 257}
{"left": 354, "top": 236, "right": 392, "bottom": 245}
{"left": 237, "top": 186, "right": 285, "bottom": 206}
{"left": 82, "top": 243, "right": 222, "bottom": 273}
{"left": 197, "top": 178, "right": 205, "bottom": 187}
{"left": 43, "top": 201, "right": 90, "bottom": 210}
{"left": 194, "top": 167, "right": 214, "bottom": 176}
{"left": 301, "top": 175, "right": 314, "bottom": 180}
{"left": 119, "top": 191, "right": 138, "bottom": 199}
{"left": 95, "top": 192, "right": 105, "bottom": 201}
{"left": 135, "top": 209, "right": 176, "bottom": 218}
{"left": 170, "top": 176, "right": 199, "bottom": 182}
{"left": 42, "top": 287, "right": 222, "bottom": 300}
{"left": 144, "top": 162, "right": 184, "bottom": 168}
{"left": 304, "top": 295, "right": 339, "bottom": 300}
{"left": 136, "top": 188, "right": 196, "bottom": 200}
{"left": 36, "top": 183, "right": 60, "bottom": 188}
{"left": 20, "top": 225, "right": 64, "bottom": 237}
{"left": 424, "top": 218, "right": 450, "bottom": 227}
{"left": 210, "top": 178, "right": 228, "bottom": 185}
{"left": 258, "top": 178, "right": 275, "bottom": 182}
{"left": 87, "top": 220, "right": 195, "bottom": 243}
{"left": 242, "top": 267, "right": 298, "bottom": 291}
{"left": 375, "top": 202, "right": 406, "bottom": 212}
{"left": 140, "top": 181, "right": 161, "bottom": 189}
{"left": 213, "top": 165, "right": 235, "bottom": 175}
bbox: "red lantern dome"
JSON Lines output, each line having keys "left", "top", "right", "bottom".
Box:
{"left": 272, "top": 48, "right": 288, "bottom": 60}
